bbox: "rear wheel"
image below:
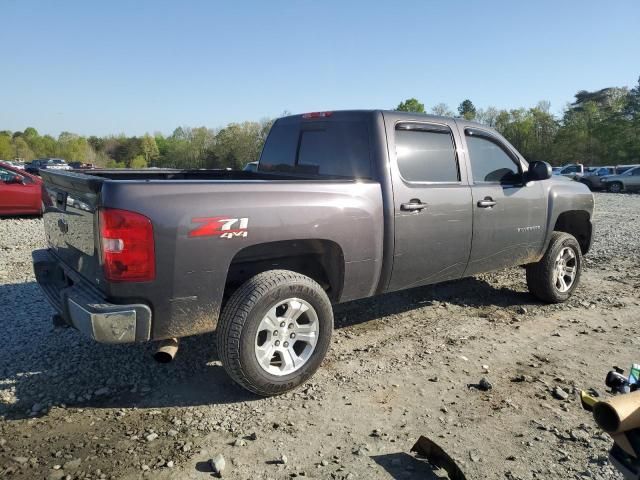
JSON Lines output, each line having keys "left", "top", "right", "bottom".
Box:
{"left": 608, "top": 182, "right": 623, "bottom": 193}
{"left": 526, "top": 232, "right": 582, "bottom": 303}
{"left": 217, "top": 270, "right": 333, "bottom": 396}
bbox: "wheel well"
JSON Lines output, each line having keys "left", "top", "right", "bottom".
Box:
{"left": 224, "top": 240, "right": 345, "bottom": 303}
{"left": 554, "top": 211, "right": 592, "bottom": 254}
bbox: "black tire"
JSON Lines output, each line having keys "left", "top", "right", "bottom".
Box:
{"left": 217, "top": 270, "right": 333, "bottom": 396}
{"left": 608, "top": 182, "right": 623, "bottom": 193}
{"left": 526, "top": 232, "right": 582, "bottom": 303}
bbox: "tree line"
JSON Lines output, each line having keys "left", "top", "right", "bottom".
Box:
{"left": 1, "top": 77, "right": 638, "bottom": 169}
{"left": 0, "top": 119, "right": 274, "bottom": 170}
{"left": 397, "top": 76, "right": 640, "bottom": 166}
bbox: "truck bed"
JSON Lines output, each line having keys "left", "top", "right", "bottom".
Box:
{"left": 41, "top": 168, "right": 353, "bottom": 185}
{"left": 38, "top": 167, "right": 385, "bottom": 341}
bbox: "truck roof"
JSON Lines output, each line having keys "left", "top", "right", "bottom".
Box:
{"left": 280, "top": 109, "right": 486, "bottom": 128}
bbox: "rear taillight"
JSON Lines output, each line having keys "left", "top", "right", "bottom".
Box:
{"left": 99, "top": 208, "right": 155, "bottom": 282}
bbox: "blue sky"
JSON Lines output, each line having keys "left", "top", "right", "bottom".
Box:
{"left": 1, "top": 0, "right": 638, "bottom": 137}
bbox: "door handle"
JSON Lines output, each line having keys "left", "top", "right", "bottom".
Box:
{"left": 401, "top": 200, "right": 428, "bottom": 211}
{"left": 477, "top": 198, "right": 497, "bottom": 208}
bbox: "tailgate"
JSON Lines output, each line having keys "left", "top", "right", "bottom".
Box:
{"left": 40, "top": 170, "right": 104, "bottom": 284}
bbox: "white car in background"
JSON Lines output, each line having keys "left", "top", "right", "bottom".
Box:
{"left": 0, "top": 160, "right": 26, "bottom": 170}
{"left": 25, "top": 158, "right": 72, "bottom": 175}
{"left": 557, "top": 163, "right": 585, "bottom": 180}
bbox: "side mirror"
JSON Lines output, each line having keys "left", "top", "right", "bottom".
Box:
{"left": 526, "top": 161, "right": 552, "bottom": 181}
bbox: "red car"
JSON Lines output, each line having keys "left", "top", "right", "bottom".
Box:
{"left": 0, "top": 162, "right": 44, "bottom": 215}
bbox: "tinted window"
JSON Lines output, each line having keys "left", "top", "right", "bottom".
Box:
{"left": 0, "top": 167, "right": 18, "bottom": 182}
{"left": 297, "top": 121, "right": 370, "bottom": 177}
{"left": 259, "top": 119, "right": 370, "bottom": 178}
{"left": 561, "top": 165, "right": 580, "bottom": 174}
{"left": 632, "top": 168, "right": 640, "bottom": 176}
{"left": 465, "top": 131, "right": 520, "bottom": 184}
{"left": 395, "top": 126, "right": 459, "bottom": 182}
{"left": 258, "top": 122, "right": 299, "bottom": 173}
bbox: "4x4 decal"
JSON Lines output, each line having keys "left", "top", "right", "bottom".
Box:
{"left": 189, "top": 217, "right": 249, "bottom": 239}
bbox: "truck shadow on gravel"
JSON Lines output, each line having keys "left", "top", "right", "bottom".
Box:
{"left": 0, "top": 274, "right": 535, "bottom": 419}
{"left": 334, "top": 273, "right": 533, "bottom": 329}
{"left": 371, "top": 452, "right": 446, "bottom": 480}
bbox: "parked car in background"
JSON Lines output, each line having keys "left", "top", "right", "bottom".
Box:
{"left": 1, "top": 160, "right": 26, "bottom": 170}
{"left": 552, "top": 166, "right": 563, "bottom": 175}
{"left": 243, "top": 161, "right": 258, "bottom": 172}
{"left": 580, "top": 166, "right": 616, "bottom": 190}
{"left": 615, "top": 164, "right": 639, "bottom": 175}
{"left": 26, "top": 158, "right": 72, "bottom": 175}
{"left": 69, "top": 162, "right": 96, "bottom": 169}
{"left": 601, "top": 166, "right": 640, "bottom": 193}
{"left": 557, "top": 163, "right": 585, "bottom": 180}
{"left": 0, "top": 162, "right": 43, "bottom": 215}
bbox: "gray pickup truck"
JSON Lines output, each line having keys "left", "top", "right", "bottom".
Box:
{"left": 33, "top": 110, "right": 594, "bottom": 396}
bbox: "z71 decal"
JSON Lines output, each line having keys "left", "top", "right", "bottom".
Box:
{"left": 189, "top": 217, "right": 249, "bottom": 239}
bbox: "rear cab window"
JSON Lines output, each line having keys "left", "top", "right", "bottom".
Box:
{"left": 258, "top": 113, "right": 371, "bottom": 179}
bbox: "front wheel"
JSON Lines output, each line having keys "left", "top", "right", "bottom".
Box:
{"left": 608, "top": 182, "right": 623, "bottom": 193}
{"left": 526, "top": 232, "right": 582, "bottom": 303}
{"left": 217, "top": 270, "right": 333, "bottom": 396}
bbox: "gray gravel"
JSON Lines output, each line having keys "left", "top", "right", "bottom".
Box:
{"left": 587, "top": 192, "right": 640, "bottom": 262}
{"left": 0, "top": 191, "right": 638, "bottom": 480}
{"left": 0, "top": 217, "right": 218, "bottom": 414}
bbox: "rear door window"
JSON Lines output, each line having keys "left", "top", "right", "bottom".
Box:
{"left": 394, "top": 124, "right": 459, "bottom": 182}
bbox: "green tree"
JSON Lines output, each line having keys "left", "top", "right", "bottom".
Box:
{"left": 458, "top": 99, "right": 477, "bottom": 120}
{"left": 29, "top": 134, "right": 57, "bottom": 158}
{"left": 624, "top": 76, "right": 640, "bottom": 118}
{"left": 130, "top": 155, "right": 148, "bottom": 169}
{"left": 57, "top": 132, "right": 92, "bottom": 162}
{"left": 88, "top": 136, "right": 105, "bottom": 153}
{"left": 214, "top": 122, "right": 264, "bottom": 169}
{"left": 141, "top": 134, "right": 160, "bottom": 165}
{"left": 23, "top": 127, "right": 39, "bottom": 141}
{"left": 494, "top": 105, "right": 558, "bottom": 163}
{"left": 396, "top": 98, "right": 425, "bottom": 113}
{"left": 13, "top": 137, "right": 35, "bottom": 161}
{"left": 476, "top": 106, "right": 499, "bottom": 127}
{"left": 0, "top": 134, "right": 13, "bottom": 159}
{"left": 106, "top": 159, "right": 126, "bottom": 168}
{"left": 431, "top": 103, "right": 453, "bottom": 117}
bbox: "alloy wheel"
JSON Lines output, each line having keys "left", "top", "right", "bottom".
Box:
{"left": 254, "top": 298, "right": 319, "bottom": 376}
{"left": 554, "top": 246, "right": 577, "bottom": 293}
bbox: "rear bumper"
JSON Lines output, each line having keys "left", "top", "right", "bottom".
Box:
{"left": 32, "top": 249, "right": 151, "bottom": 344}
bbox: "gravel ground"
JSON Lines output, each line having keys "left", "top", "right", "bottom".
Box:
{"left": 0, "top": 192, "right": 639, "bottom": 480}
